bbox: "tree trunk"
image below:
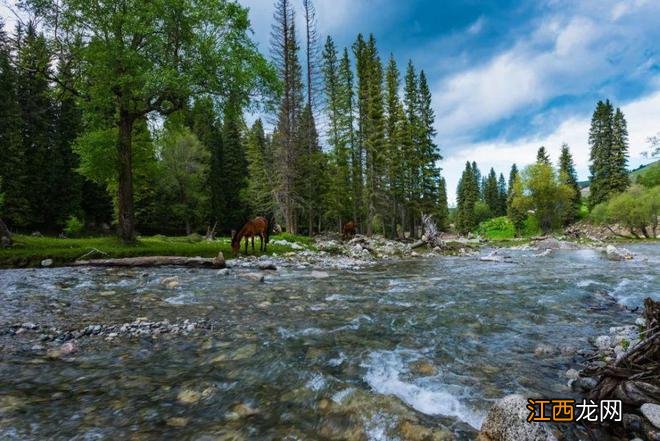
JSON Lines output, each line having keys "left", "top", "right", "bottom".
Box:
{"left": 117, "top": 112, "right": 136, "bottom": 243}
{"left": 74, "top": 253, "right": 226, "bottom": 268}
{"left": 0, "top": 217, "right": 12, "bottom": 247}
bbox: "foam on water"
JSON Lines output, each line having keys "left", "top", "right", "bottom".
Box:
{"left": 362, "top": 350, "right": 484, "bottom": 429}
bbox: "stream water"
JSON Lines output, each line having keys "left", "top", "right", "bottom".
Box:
{"left": 0, "top": 244, "right": 658, "bottom": 440}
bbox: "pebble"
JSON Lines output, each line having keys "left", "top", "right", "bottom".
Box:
{"left": 534, "top": 343, "right": 556, "bottom": 357}
{"left": 641, "top": 403, "right": 660, "bottom": 430}
{"left": 166, "top": 417, "right": 189, "bottom": 427}
{"left": 41, "top": 259, "right": 53, "bottom": 267}
{"left": 565, "top": 369, "right": 579, "bottom": 380}
{"left": 177, "top": 389, "right": 202, "bottom": 405}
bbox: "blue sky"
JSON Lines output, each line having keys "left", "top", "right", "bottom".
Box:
{"left": 242, "top": 0, "right": 660, "bottom": 204}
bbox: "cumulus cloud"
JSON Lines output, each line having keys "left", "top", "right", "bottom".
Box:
{"left": 442, "top": 89, "right": 660, "bottom": 205}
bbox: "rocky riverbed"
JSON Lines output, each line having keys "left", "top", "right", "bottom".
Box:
{"left": 0, "top": 241, "right": 657, "bottom": 440}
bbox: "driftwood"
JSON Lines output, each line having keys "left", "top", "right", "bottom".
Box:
{"left": 73, "top": 252, "right": 226, "bottom": 268}
{"left": 0, "top": 217, "right": 11, "bottom": 248}
{"left": 586, "top": 298, "right": 660, "bottom": 406}
{"left": 205, "top": 222, "right": 218, "bottom": 241}
{"left": 411, "top": 214, "right": 445, "bottom": 249}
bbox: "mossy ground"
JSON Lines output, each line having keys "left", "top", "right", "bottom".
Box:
{"left": 0, "top": 234, "right": 311, "bottom": 268}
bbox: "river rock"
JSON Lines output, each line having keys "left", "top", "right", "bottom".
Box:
{"left": 534, "top": 343, "right": 556, "bottom": 357}
{"left": 479, "top": 250, "right": 510, "bottom": 263}
{"left": 166, "top": 416, "right": 189, "bottom": 427}
{"left": 605, "top": 244, "right": 633, "bottom": 261}
{"left": 535, "top": 238, "right": 561, "bottom": 250}
{"left": 593, "top": 335, "right": 612, "bottom": 350}
{"left": 41, "top": 258, "right": 53, "bottom": 267}
{"left": 240, "top": 272, "right": 264, "bottom": 283}
{"left": 409, "top": 360, "right": 438, "bottom": 376}
{"left": 565, "top": 369, "right": 579, "bottom": 380}
{"left": 642, "top": 403, "right": 660, "bottom": 430}
{"left": 310, "top": 270, "right": 330, "bottom": 279}
{"left": 398, "top": 420, "right": 453, "bottom": 441}
{"left": 177, "top": 389, "right": 201, "bottom": 405}
{"left": 160, "top": 276, "right": 180, "bottom": 289}
{"left": 479, "top": 394, "right": 558, "bottom": 441}
{"left": 217, "top": 268, "right": 230, "bottom": 276}
{"left": 257, "top": 261, "right": 277, "bottom": 271}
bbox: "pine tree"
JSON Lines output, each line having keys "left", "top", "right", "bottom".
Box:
{"left": 588, "top": 100, "right": 614, "bottom": 208}
{"left": 271, "top": 0, "right": 304, "bottom": 233}
{"left": 15, "top": 22, "right": 57, "bottom": 230}
{"left": 51, "top": 53, "right": 84, "bottom": 228}
{"left": 297, "top": 103, "right": 324, "bottom": 234}
{"left": 436, "top": 177, "right": 449, "bottom": 231}
{"left": 245, "top": 119, "right": 276, "bottom": 214}
{"left": 483, "top": 168, "right": 499, "bottom": 215}
{"left": 507, "top": 164, "right": 519, "bottom": 198}
{"left": 471, "top": 161, "right": 481, "bottom": 200}
{"left": 497, "top": 173, "right": 507, "bottom": 216}
{"left": 558, "top": 143, "right": 581, "bottom": 224}
{"left": 322, "top": 37, "right": 352, "bottom": 228}
{"left": 417, "top": 70, "right": 442, "bottom": 223}
{"left": 339, "top": 47, "right": 360, "bottom": 229}
{"left": 402, "top": 61, "right": 420, "bottom": 235}
{"left": 610, "top": 108, "right": 630, "bottom": 193}
{"left": 189, "top": 97, "right": 224, "bottom": 226}
{"left": 456, "top": 162, "right": 478, "bottom": 234}
{"left": 536, "top": 146, "right": 550, "bottom": 165}
{"left": 384, "top": 55, "right": 405, "bottom": 238}
{"left": 0, "top": 23, "right": 29, "bottom": 229}
{"left": 220, "top": 95, "right": 249, "bottom": 231}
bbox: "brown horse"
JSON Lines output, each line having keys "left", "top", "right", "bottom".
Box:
{"left": 342, "top": 221, "right": 357, "bottom": 240}
{"left": 231, "top": 216, "right": 270, "bottom": 255}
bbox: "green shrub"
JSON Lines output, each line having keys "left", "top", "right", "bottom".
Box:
{"left": 64, "top": 216, "right": 85, "bottom": 237}
{"left": 590, "top": 184, "right": 659, "bottom": 238}
{"left": 522, "top": 215, "right": 541, "bottom": 237}
{"left": 476, "top": 216, "right": 515, "bottom": 239}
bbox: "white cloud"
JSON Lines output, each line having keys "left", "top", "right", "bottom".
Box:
{"left": 467, "top": 16, "right": 485, "bottom": 35}
{"left": 442, "top": 88, "right": 660, "bottom": 205}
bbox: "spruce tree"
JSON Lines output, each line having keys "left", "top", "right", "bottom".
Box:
{"left": 15, "top": 22, "right": 56, "bottom": 230}
{"left": 536, "top": 146, "right": 550, "bottom": 165}
{"left": 220, "top": 95, "right": 249, "bottom": 231}
{"left": 497, "top": 173, "right": 507, "bottom": 216}
{"left": 483, "top": 168, "right": 499, "bottom": 215}
{"left": 558, "top": 143, "right": 581, "bottom": 224}
{"left": 456, "top": 162, "right": 478, "bottom": 234}
{"left": 384, "top": 55, "right": 405, "bottom": 238}
{"left": 417, "top": 70, "right": 442, "bottom": 221}
{"left": 588, "top": 100, "right": 614, "bottom": 208}
{"left": 610, "top": 108, "right": 630, "bottom": 193}
{"left": 436, "top": 177, "right": 449, "bottom": 231}
{"left": 339, "top": 47, "right": 360, "bottom": 229}
{"left": 245, "top": 119, "right": 276, "bottom": 214}
{"left": 0, "top": 23, "right": 29, "bottom": 229}
{"left": 272, "top": 0, "right": 304, "bottom": 233}
{"left": 507, "top": 164, "right": 519, "bottom": 199}
{"left": 402, "top": 61, "right": 420, "bottom": 234}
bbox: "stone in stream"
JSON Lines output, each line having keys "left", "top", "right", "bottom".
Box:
{"left": 641, "top": 403, "right": 660, "bottom": 430}
{"left": 397, "top": 420, "right": 453, "bottom": 441}
{"left": 409, "top": 360, "right": 438, "bottom": 376}
{"left": 240, "top": 272, "right": 265, "bottom": 283}
{"left": 310, "top": 270, "right": 330, "bottom": 279}
{"left": 177, "top": 389, "right": 202, "bottom": 405}
{"left": 479, "top": 395, "right": 558, "bottom": 441}
{"left": 605, "top": 244, "right": 633, "bottom": 261}
{"left": 40, "top": 258, "right": 53, "bottom": 267}
{"left": 166, "top": 417, "right": 189, "bottom": 428}
{"left": 533, "top": 343, "right": 556, "bottom": 357}
{"left": 160, "top": 276, "right": 180, "bottom": 289}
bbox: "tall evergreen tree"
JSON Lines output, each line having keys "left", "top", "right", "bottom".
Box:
{"left": 436, "top": 177, "right": 449, "bottom": 231}
{"left": 507, "top": 164, "right": 519, "bottom": 198}
{"left": 610, "top": 108, "right": 630, "bottom": 193}
{"left": 220, "top": 95, "right": 249, "bottom": 231}
{"left": 456, "top": 162, "right": 478, "bottom": 234}
{"left": 245, "top": 119, "right": 276, "bottom": 214}
{"left": 558, "top": 143, "right": 581, "bottom": 224}
{"left": 272, "top": 0, "right": 305, "bottom": 233}
{"left": 536, "top": 146, "right": 550, "bottom": 165}
{"left": 0, "top": 22, "right": 29, "bottom": 229}
{"left": 417, "top": 70, "right": 442, "bottom": 223}
{"left": 588, "top": 100, "right": 614, "bottom": 208}
{"left": 483, "top": 167, "right": 499, "bottom": 215}
{"left": 384, "top": 55, "right": 405, "bottom": 238}
{"left": 339, "top": 47, "right": 360, "bottom": 228}
{"left": 497, "top": 173, "right": 507, "bottom": 216}
{"left": 15, "top": 22, "right": 56, "bottom": 230}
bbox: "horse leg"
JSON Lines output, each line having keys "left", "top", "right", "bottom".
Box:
{"left": 251, "top": 236, "right": 255, "bottom": 252}
{"left": 244, "top": 237, "right": 248, "bottom": 254}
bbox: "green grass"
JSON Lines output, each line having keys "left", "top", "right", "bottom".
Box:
{"left": 0, "top": 234, "right": 311, "bottom": 268}
{"left": 476, "top": 216, "right": 516, "bottom": 239}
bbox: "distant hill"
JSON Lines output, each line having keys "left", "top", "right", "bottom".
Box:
{"left": 579, "top": 159, "right": 659, "bottom": 196}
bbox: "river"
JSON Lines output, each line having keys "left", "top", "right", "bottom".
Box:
{"left": 0, "top": 244, "right": 658, "bottom": 440}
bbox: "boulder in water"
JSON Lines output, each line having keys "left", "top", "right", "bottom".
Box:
{"left": 605, "top": 244, "right": 633, "bottom": 261}
{"left": 535, "top": 238, "right": 561, "bottom": 250}
{"left": 641, "top": 403, "right": 660, "bottom": 429}
{"left": 479, "top": 394, "right": 558, "bottom": 441}
{"left": 41, "top": 258, "right": 53, "bottom": 267}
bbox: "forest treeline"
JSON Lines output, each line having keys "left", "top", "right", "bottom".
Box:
{"left": 0, "top": 0, "right": 446, "bottom": 241}
{"left": 0, "top": 0, "right": 657, "bottom": 243}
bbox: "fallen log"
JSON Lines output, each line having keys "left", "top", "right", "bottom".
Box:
{"left": 73, "top": 252, "right": 226, "bottom": 268}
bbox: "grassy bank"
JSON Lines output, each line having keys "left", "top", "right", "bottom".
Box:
{"left": 0, "top": 234, "right": 312, "bottom": 268}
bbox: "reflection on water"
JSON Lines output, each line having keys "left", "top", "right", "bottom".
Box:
{"left": 0, "top": 244, "right": 658, "bottom": 440}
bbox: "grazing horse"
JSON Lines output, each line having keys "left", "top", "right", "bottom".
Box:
{"left": 342, "top": 221, "right": 357, "bottom": 240}
{"left": 231, "top": 216, "right": 270, "bottom": 255}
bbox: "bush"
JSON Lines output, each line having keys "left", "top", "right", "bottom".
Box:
{"left": 591, "top": 184, "right": 659, "bottom": 238}
{"left": 476, "top": 216, "right": 515, "bottom": 239}
{"left": 64, "top": 216, "right": 85, "bottom": 237}
{"left": 522, "top": 215, "right": 541, "bottom": 237}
